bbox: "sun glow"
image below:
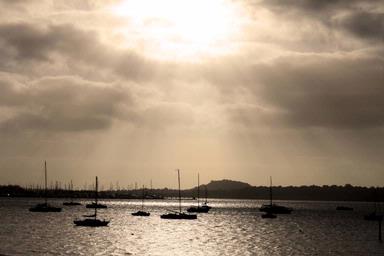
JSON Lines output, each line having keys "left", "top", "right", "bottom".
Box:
{"left": 111, "top": 0, "right": 243, "bottom": 60}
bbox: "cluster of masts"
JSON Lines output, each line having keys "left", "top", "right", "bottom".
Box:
{"left": 24, "top": 180, "right": 155, "bottom": 193}
{"left": 28, "top": 162, "right": 383, "bottom": 228}
{"left": 28, "top": 162, "right": 215, "bottom": 226}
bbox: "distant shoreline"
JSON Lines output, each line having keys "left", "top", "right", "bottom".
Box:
{"left": 1, "top": 181, "right": 383, "bottom": 202}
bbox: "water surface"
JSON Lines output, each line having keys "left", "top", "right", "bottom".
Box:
{"left": 0, "top": 198, "right": 383, "bottom": 255}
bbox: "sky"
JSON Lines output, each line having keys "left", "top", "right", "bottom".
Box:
{"left": 0, "top": 0, "right": 383, "bottom": 189}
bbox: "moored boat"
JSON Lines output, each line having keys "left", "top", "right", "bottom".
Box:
{"left": 261, "top": 211, "right": 277, "bottom": 219}
{"left": 29, "top": 161, "right": 62, "bottom": 213}
{"left": 74, "top": 176, "right": 109, "bottom": 227}
{"left": 187, "top": 173, "right": 211, "bottom": 213}
{"left": 161, "top": 169, "right": 197, "bottom": 220}
{"left": 86, "top": 202, "right": 107, "bottom": 209}
{"left": 259, "top": 177, "right": 292, "bottom": 215}
{"left": 161, "top": 211, "right": 197, "bottom": 220}
{"left": 132, "top": 185, "right": 150, "bottom": 217}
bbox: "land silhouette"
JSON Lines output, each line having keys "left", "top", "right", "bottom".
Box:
{"left": 0, "top": 179, "right": 383, "bottom": 202}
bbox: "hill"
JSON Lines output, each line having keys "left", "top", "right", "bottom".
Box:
{"left": 203, "top": 179, "right": 251, "bottom": 191}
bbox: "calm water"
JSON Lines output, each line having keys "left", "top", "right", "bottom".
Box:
{"left": 0, "top": 198, "right": 383, "bottom": 255}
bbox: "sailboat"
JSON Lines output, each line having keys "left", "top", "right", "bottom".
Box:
{"left": 161, "top": 169, "right": 197, "bottom": 220}
{"left": 74, "top": 176, "right": 109, "bottom": 227}
{"left": 187, "top": 173, "right": 211, "bottom": 213}
{"left": 259, "top": 176, "right": 292, "bottom": 214}
{"left": 63, "top": 180, "right": 81, "bottom": 206}
{"left": 132, "top": 185, "right": 150, "bottom": 216}
{"left": 29, "top": 161, "right": 62, "bottom": 212}
{"left": 85, "top": 177, "right": 107, "bottom": 209}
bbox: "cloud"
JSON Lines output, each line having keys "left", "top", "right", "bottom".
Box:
{"left": 259, "top": 0, "right": 384, "bottom": 42}
{"left": 338, "top": 11, "right": 384, "bottom": 41}
{"left": 0, "top": 76, "right": 133, "bottom": 132}
{"left": 223, "top": 50, "right": 384, "bottom": 130}
{"left": 0, "top": 22, "right": 159, "bottom": 81}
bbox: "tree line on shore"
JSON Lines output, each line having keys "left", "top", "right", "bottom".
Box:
{"left": 0, "top": 179, "right": 382, "bottom": 202}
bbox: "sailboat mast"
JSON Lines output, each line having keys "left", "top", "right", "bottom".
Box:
{"left": 70, "top": 179, "right": 73, "bottom": 203}
{"left": 95, "top": 176, "right": 98, "bottom": 218}
{"left": 197, "top": 173, "right": 200, "bottom": 207}
{"left": 205, "top": 185, "right": 208, "bottom": 204}
{"left": 44, "top": 161, "right": 47, "bottom": 205}
{"left": 142, "top": 185, "right": 145, "bottom": 210}
{"left": 177, "top": 169, "right": 181, "bottom": 213}
{"left": 269, "top": 176, "right": 272, "bottom": 206}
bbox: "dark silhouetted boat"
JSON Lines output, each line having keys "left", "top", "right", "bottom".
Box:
{"left": 187, "top": 173, "right": 211, "bottom": 213}
{"left": 29, "top": 161, "right": 62, "bottom": 212}
{"left": 132, "top": 185, "right": 150, "bottom": 216}
{"left": 262, "top": 211, "right": 277, "bottom": 219}
{"left": 74, "top": 176, "right": 109, "bottom": 227}
{"left": 85, "top": 178, "right": 107, "bottom": 209}
{"left": 161, "top": 169, "right": 197, "bottom": 220}
{"left": 336, "top": 206, "right": 353, "bottom": 211}
{"left": 260, "top": 177, "right": 292, "bottom": 214}
{"left": 86, "top": 202, "right": 107, "bottom": 209}
{"left": 63, "top": 180, "right": 81, "bottom": 206}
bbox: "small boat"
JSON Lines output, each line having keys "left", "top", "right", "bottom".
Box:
{"left": 187, "top": 205, "right": 210, "bottom": 213}
{"left": 29, "top": 161, "right": 62, "bottom": 212}
{"left": 86, "top": 202, "right": 107, "bottom": 209}
{"left": 132, "top": 210, "right": 150, "bottom": 216}
{"left": 29, "top": 203, "right": 62, "bottom": 212}
{"left": 259, "top": 177, "right": 292, "bottom": 214}
{"left": 161, "top": 211, "right": 197, "bottom": 220}
{"left": 336, "top": 206, "right": 353, "bottom": 211}
{"left": 74, "top": 218, "right": 109, "bottom": 227}
{"left": 63, "top": 180, "right": 82, "bottom": 206}
{"left": 187, "top": 173, "right": 211, "bottom": 213}
{"left": 161, "top": 169, "right": 197, "bottom": 220}
{"left": 262, "top": 211, "right": 277, "bottom": 219}
{"left": 260, "top": 204, "right": 292, "bottom": 214}
{"left": 201, "top": 186, "right": 212, "bottom": 210}
{"left": 132, "top": 185, "right": 150, "bottom": 217}
{"left": 85, "top": 179, "right": 107, "bottom": 209}
{"left": 74, "top": 176, "right": 109, "bottom": 227}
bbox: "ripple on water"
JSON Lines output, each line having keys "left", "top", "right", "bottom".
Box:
{"left": 0, "top": 198, "right": 383, "bottom": 256}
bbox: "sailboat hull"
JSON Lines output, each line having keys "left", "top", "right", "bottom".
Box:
{"left": 29, "top": 203, "right": 62, "bottom": 212}
{"left": 74, "top": 218, "right": 109, "bottom": 227}
{"left": 260, "top": 204, "right": 292, "bottom": 214}
{"left": 187, "top": 206, "right": 210, "bottom": 213}
{"left": 262, "top": 212, "right": 277, "bottom": 219}
{"left": 86, "top": 203, "right": 107, "bottom": 209}
{"left": 160, "top": 213, "right": 197, "bottom": 219}
{"left": 132, "top": 211, "right": 150, "bottom": 216}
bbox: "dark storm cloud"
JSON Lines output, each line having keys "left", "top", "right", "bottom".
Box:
{"left": 263, "top": 0, "right": 364, "bottom": 12}
{"left": 339, "top": 11, "right": 384, "bottom": 41}
{"left": 260, "top": 0, "right": 384, "bottom": 42}
{"left": 0, "top": 76, "right": 133, "bottom": 132}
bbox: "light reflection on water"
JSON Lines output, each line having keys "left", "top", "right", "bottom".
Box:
{"left": 0, "top": 198, "right": 383, "bottom": 255}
